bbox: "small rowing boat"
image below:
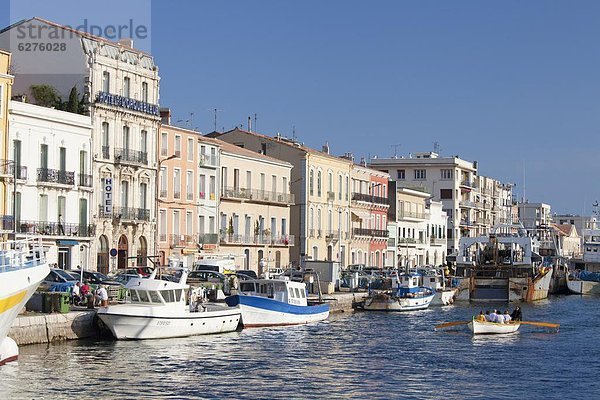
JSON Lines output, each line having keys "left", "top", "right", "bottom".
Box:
{"left": 467, "top": 318, "right": 520, "bottom": 335}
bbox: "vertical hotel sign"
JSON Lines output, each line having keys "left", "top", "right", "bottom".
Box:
{"left": 103, "top": 178, "right": 113, "bottom": 215}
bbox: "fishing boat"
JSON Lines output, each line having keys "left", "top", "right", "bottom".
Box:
{"left": 567, "top": 228, "right": 600, "bottom": 295}
{"left": 97, "top": 267, "right": 241, "bottom": 339}
{"left": 418, "top": 267, "right": 457, "bottom": 306}
{"left": 1, "top": 237, "right": 49, "bottom": 365}
{"left": 224, "top": 278, "right": 329, "bottom": 327}
{"left": 363, "top": 272, "right": 435, "bottom": 311}
{"left": 467, "top": 318, "right": 521, "bottom": 335}
{"left": 450, "top": 223, "right": 552, "bottom": 302}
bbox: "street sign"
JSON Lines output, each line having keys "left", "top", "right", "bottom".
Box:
{"left": 109, "top": 248, "right": 118, "bottom": 257}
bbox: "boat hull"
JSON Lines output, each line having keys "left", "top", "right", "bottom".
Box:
{"left": 431, "top": 288, "right": 457, "bottom": 306}
{"left": 363, "top": 291, "right": 434, "bottom": 311}
{"left": 567, "top": 279, "right": 600, "bottom": 295}
{"left": 468, "top": 320, "right": 521, "bottom": 334}
{"left": 97, "top": 305, "right": 241, "bottom": 340}
{"left": 225, "top": 295, "right": 329, "bottom": 327}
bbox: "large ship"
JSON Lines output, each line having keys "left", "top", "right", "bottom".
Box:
{"left": 0, "top": 237, "right": 49, "bottom": 365}
{"left": 567, "top": 228, "right": 600, "bottom": 295}
{"left": 450, "top": 224, "right": 552, "bottom": 302}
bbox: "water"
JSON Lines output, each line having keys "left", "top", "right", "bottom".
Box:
{"left": 2, "top": 295, "right": 600, "bottom": 399}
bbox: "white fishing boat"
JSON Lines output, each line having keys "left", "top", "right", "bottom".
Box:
{"left": 419, "top": 268, "right": 457, "bottom": 306}
{"left": 450, "top": 223, "right": 552, "bottom": 302}
{"left": 567, "top": 228, "right": 600, "bottom": 295}
{"left": 363, "top": 273, "right": 435, "bottom": 311}
{"left": 468, "top": 318, "right": 521, "bottom": 335}
{"left": 224, "top": 278, "right": 329, "bottom": 327}
{"left": 97, "top": 268, "right": 241, "bottom": 340}
{"left": 1, "top": 237, "right": 49, "bottom": 365}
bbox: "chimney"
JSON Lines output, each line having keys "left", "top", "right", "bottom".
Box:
{"left": 159, "top": 108, "right": 171, "bottom": 125}
{"left": 322, "top": 141, "right": 329, "bottom": 154}
{"left": 248, "top": 116, "right": 252, "bottom": 132}
{"left": 118, "top": 38, "right": 134, "bottom": 48}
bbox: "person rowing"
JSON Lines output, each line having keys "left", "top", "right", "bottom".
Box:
{"left": 503, "top": 310, "right": 512, "bottom": 323}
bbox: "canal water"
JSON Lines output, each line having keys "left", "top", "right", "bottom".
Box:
{"left": 1, "top": 295, "right": 599, "bottom": 399}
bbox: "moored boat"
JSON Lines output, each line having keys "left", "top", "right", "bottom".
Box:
{"left": 467, "top": 318, "right": 521, "bottom": 335}
{"left": 363, "top": 272, "right": 435, "bottom": 311}
{"left": 567, "top": 228, "right": 600, "bottom": 295}
{"left": 224, "top": 278, "right": 329, "bottom": 327}
{"left": 97, "top": 267, "right": 241, "bottom": 339}
{"left": 1, "top": 237, "right": 49, "bottom": 365}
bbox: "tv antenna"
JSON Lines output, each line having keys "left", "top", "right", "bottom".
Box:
{"left": 391, "top": 144, "right": 401, "bottom": 158}
{"left": 208, "top": 108, "right": 222, "bottom": 132}
{"left": 433, "top": 141, "right": 442, "bottom": 154}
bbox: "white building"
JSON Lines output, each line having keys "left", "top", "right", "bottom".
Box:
{"left": 0, "top": 18, "right": 161, "bottom": 274}
{"left": 518, "top": 202, "right": 552, "bottom": 231}
{"left": 7, "top": 100, "right": 93, "bottom": 269}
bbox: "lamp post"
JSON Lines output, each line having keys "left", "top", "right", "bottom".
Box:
{"left": 155, "top": 154, "right": 177, "bottom": 264}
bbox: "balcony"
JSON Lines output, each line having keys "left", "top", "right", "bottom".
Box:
{"left": 199, "top": 154, "right": 218, "bottom": 168}
{"left": 99, "top": 206, "right": 150, "bottom": 221}
{"left": 198, "top": 233, "right": 219, "bottom": 245}
{"left": 352, "top": 228, "right": 389, "bottom": 238}
{"left": 170, "top": 234, "right": 197, "bottom": 248}
{"left": 37, "top": 168, "right": 75, "bottom": 186}
{"left": 186, "top": 192, "right": 194, "bottom": 201}
{"left": 173, "top": 191, "right": 181, "bottom": 199}
{"left": 430, "top": 237, "right": 447, "bottom": 246}
{"left": 218, "top": 233, "right": 294, "bottom": 246}
{"left": 102, "top": 146, "right": 110, "bottom": 160}
{"left": 398, "top": 210, "right": 428, "bottom": 220}
{"left": 325, "top": 230, "right": 340, "bottom": 243}
{"left": 0, "top": 160, "right": 27, "bottom": 180}
{"left": 351, "top": 192, "right": 389, "bottom": 206}
{"left": 476, "top": 218, "right": 491, "bottom": 225}
{"left": 160, "top": 189, "right": 167, "bottom": 198}
{"left": 398, "top": 237, "right": 425, "bottom": 245}
{"left": 115, "top": 148, "right": 148, "bottom": 165}
{"left": 460, "top": 180, "right": 478, "bottom": 188}
{"left": 221, "top": 186, "right": 294, "bottom": 205}
{"left": 12, "top": 219, "right": 95, "bottom": 237}
{"left": 459, "top": 200, "right": 477, "bottom": 209}
{"left": 78, "top": 173, "right": 93, "bottom": 188}
{"left": 459, "top": 219, "right": 474, "bottom": 227}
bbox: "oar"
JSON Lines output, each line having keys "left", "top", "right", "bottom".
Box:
{"left": 518, "top": 321, "right": 560, "bottom": 330}
{"left": 435, "top": 321, "right": 470, "bottom": 330}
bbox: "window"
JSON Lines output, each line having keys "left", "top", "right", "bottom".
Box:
{"left": 0, "top": 84, "right": 3, "bottom": 118}
{"left": 122, "top": 126, "right": 130, "bottom": 150}
{"left": 141, "top": 82, "right": 148, "bottom": 103}
{"left": 309, "top": 170, "right": 314, "bottom": 196}
{"left": 209, "top": 176, "right": 216, "bottom": 200}
{"left": 173, "top": 210, "right": 180, "bottom": 235}
{"left": 102, "top": 71, "right": 110, "bottom": 92}
{"left": 160, "top": 167, "right": 167, "bottom": 197}
{"left": 140, "top": 183, "right": 147, "bottom": 209}
{"left": 271, "top": 175, "right": 277, "bottom": 193}
{"left": 123, "top": 77, "right": 130, "bottom": 97}
{"left": 102, "top": 123, "right": 110, "bottom": 157}
{"left": 199, "top": 215, "right": 205, "bottom": 235}
{"left": 199, "top": 174, "right": 206, "bottom": 199}
{"left": 40, "top": 144, "right": 48, "bottom": 169}
{"left": 160, "top": 132, "right": 167, "bottom": 156}
{"left": 397, "top": 169, "right": 405, "bottom": 180}
{"left": 59, "top": 147, "right": 66, "bottom": 172}
{"left": 328, "top": 172, "right": 333, "bottom": 193}
{"left": 187, "top": 138, "right": 194, "bottom": 161}
{"left": 140, "top": 130, "right": 147, "bottom": 154}
{"left": 441, "top": 169, "right": 453, "bottom": 180}
{"left": 282, "top": 177, "right": 287, "bottom": 193}
{"left": 414, "top": 169, "right": 426, "bottom": 180}
{"left": 39, "top": 194, "right": 48, "bottom": 222}
{"left": 338, "top": 175, "right": 342, "bottom": 200}
{"left": 174, "top": 169, "right": 181, "bottom": 198}
{"left": 345, "top": 176, "right": 349, "bottom": 201}
{"left": 186, "top": 171, "right": 193, "bottom": 200}
{"left": 440, "top": 189, "right": 453, "bottom": 200}
{"left": 174, "top": 136, "right": 181, "bottom": 157}
{"left": 186, "top": 212, "right": 193, "bottom": 235}
{"left": 317, "top": 171, "right": 322, "bottom": 197}
{"left": 159, "top": 210, "right": 167, "bottom": 240}
{"left": 121, "top": 181, "right": 129, "bottom": 207}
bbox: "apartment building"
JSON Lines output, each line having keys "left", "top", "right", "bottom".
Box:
{"left": 369, "top": 152, "right": 476, "bottom": 252}
{"left": 6, "top": 101, "right": 94, "bottom": 269}
{"left": 1, "top": 18, "right": 161, "bottom": 273}
{"left": 216, "top": 139, "right": 294, "bottom": 275}
{"left": 208, "top": 129, "right": 353, "bottom": 267}
{"left": 0, "top": 49, "right": 12, "bottom": 228}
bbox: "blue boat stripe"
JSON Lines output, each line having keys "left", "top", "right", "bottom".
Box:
{"left": 225, "top": 295, "right": 329, "bottom": 315}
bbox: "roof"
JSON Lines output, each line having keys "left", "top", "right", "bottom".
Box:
{"left": 213, "top": 136, "right": 293, "bottom": 167}
{"left": 0, "top": 17, "right": 152, "bottom": 57}
{"left": 216, "top": 128, "right": 354, "bottom": 165}
{"left": 551, "top": 223, "right": 577, "bottom": 237}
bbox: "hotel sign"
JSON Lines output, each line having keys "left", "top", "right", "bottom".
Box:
{"left": 103, "top": 178, "right": 113, "bottom": 215}
{"left": 96, "top": 91, "right": 160, "bottom": 116}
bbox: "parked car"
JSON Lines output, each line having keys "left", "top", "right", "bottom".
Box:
{"left": 112, "top": 273, "right": 141, "bottom": 286}
{"left": 67, "top": 270, "right": 122, "bottom": 286}
{"left": 38, "top": 268, "right": 79, "bottom": 292}
{"left": 187, "top": 270, "right": 226, "bottom": 286}
{"left": 235, "top": 270, "right": 258, "bottom": 280}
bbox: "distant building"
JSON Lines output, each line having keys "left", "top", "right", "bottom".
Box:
{"left": 0, "top": 49, "right": 13, "bottom": 229}
{"left": 518, "top": 202, "right": 552, "bottom": 231}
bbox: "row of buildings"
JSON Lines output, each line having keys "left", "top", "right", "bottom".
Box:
{"left": 1, "top": 17, "right": 572, "bottom": 276}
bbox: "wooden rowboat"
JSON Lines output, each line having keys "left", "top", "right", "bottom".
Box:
{"left": 467, "top": 318, "right": 520, "bottom": 335}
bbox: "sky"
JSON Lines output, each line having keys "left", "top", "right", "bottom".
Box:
{"left": 1, "top": 0, "right": 599, "bottom": 214}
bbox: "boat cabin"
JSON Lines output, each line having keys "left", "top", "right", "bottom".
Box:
{"left": 238, "top": 279, "right": 308, "bottom": 306}
{"left": 128, "top": 287, "right": 185, "bottom": 305}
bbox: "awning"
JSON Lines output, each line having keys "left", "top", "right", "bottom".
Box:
{"left": 351, "top": 210, "right": 370, "bottom": 221}
{"left": 182, "top": 248, "right": 197, "bottom": 255}
{"left": 56, "top": 239, "right": 79, "bottom": 246}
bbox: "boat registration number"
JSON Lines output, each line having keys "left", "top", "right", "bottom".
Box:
{"left": 157, "top": 321, "right": 171, "bottom": 326}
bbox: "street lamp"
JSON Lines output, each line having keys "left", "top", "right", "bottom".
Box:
{"left": 155, "top": 154, "right": 177, "bottom": 264}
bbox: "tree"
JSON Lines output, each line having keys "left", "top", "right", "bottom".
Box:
{"left": 29, "top": 84, "right": 60, "bottom": 108}
{"left": 65, "top": 86, "right": 79, "bottom": 113}
{"left": 77, "top": 92, "right": 88, "bottom": 115}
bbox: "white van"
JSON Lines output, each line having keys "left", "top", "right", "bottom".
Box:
{"left": 193, "top": 257, "right": 236, "bottom": 273}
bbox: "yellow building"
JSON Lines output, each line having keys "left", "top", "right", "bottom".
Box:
{"left": 0, "top": 49, "right": 13, "bottom": 230}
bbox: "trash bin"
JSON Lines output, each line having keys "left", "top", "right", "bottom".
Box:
{"left": 59, "top": 292, "right": 71, "bottom": 313}
{"left": 41, "top": 292, "right": 53, "bottom": 313}
{"left": 50, "top": 292, "right": 61, "bottom": 313}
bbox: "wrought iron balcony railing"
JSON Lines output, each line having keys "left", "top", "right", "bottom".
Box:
{"left": 115, "top": 148, "right": 148, "bottom": 165}
{"left": 351, "top": 192, "right": 389, "bottom": 205}
{"left": 98, "top": 206, "right": 150, "bottom": 221}
{"left": 221, "top": 186, "right": 294, "bottom": 205}
{"left": 0, "top": 160, "right": 27, "bottom": 180}
{"left": 37, "top": 168, "right": 75, "bottom": 185}
{"left": 11, "top": 218, "right": 95, "bottom": 237}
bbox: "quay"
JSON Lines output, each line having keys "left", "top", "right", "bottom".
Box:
{"left": 9, "top": 292, "right": 367, "bottom": 346}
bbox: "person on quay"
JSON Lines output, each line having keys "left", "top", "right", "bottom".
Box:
{"left": 72, "top": 281, "right": 81, "bottom": 306}
{"left": 96, "top": 285, "right": 109, "bottom": 307}
{"left": 80, "top": 281, "right": 91, "bottom": 304}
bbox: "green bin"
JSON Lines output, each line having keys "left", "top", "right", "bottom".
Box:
{"left": 41, "top": 292, "right": 53, "bottom": 313}
{"left": 59, "top": 293, "right": 71, "bottom": 313}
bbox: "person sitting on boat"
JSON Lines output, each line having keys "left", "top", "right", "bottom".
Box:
{"left": 510, "top": 306, "right": 522, "bottom": 321}
{"left": 476, "top": 311, "right": 486, "bottom": 322}
{"left": 484, "top": 310, "right": 491, "bottom": 321}
{"left": 503, "top": 310, "right": 512, "bottom": 323}
{"left": 496, "top": 311, "right": 505, "bottom": 324}
{"left": 489, "top": 309, "right": 498, "bottom": 323}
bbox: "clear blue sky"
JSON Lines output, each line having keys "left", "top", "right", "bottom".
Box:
{"left": 2, "top": 0, "right": 599, "bottom": 214}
